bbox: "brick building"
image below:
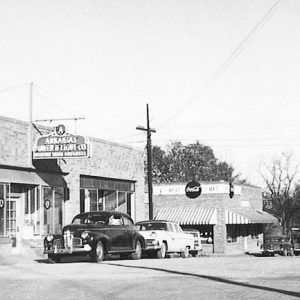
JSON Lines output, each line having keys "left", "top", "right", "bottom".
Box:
{"left": 149, "top": 182, "right": 278, "bottom": 254}
{"left": 0, "top": 115, "right": 145, "bottom": 248}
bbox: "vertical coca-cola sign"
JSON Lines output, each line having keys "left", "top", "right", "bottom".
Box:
{"left": 185, "top": 181, "right": 202, "bottom": 199}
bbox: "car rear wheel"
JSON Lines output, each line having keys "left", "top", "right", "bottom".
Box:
{"left": 131, "top": 240, "right": 142, "bottom": 260}
{"left": 91, "top": 240, "right": 105, "bottom": 262}
{"left": 157, "top": 242, "right": 167, "bottom": 259}
{"left": 48, "top": 254, "right": 61, "bottom": 263}
{"left": 180, "top": 246, "right": 189, "bottom": 258}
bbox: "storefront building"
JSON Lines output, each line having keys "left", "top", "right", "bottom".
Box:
{"left": 149, "top": 181, "right": 278, "bottom": 254}
{"left": 0, "top": 115, "right": 145, "bottom": 248}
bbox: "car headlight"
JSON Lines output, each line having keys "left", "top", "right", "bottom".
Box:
{"left": 150, "top": 232, "right": 157, "bottom": 239}
{"left": 81, "top": 232, "right": 89, "bottom": 239}
{"left": 46, "top": 235, "right": 54, "bottom": 242}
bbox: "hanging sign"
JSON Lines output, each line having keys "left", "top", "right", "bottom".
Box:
{"left": 0, "top": 199, "right": 4, "bottom": 208}
{"left": 185, "top": 181, "right": 202, "bottom": 199}
{"left": 33, "top": 124, "right": 91, "bottom": 159}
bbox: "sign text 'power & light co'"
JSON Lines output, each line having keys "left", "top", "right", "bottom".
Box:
{"left": 33, "top": 124, "right": 91, "bottom": 159}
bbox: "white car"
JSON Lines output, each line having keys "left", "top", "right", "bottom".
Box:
{"left": 183, "top": 229, "right": 202, "bottom": 257}
{"left": 136, "top": 220, "right": 194, "bottom": 258}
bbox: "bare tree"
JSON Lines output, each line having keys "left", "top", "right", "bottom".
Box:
{"left": 259, "top": 153, "right": 300, "bottom": 235}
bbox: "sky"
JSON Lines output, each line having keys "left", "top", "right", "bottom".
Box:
{"left": 0, "top": 0, "right": 300, "bottom": 187}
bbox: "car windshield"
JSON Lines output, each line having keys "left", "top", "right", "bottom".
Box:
{"left": 72, "top": 216, "right": 88, "bottom": 224}
{"left": 138, "top": 222, "right": 167, "bottom": 231}
{"left": 72, "top": 215, "right": 108, "bottom": 225}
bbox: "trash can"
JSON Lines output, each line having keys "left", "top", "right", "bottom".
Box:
{"left": 11, "top": 237, "right": 16, "bottom": 247}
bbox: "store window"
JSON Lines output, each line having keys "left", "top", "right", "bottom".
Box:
{"left": 80, "top": 189, "right": 133, "bottom": 217}
{"left": 227, "top": 225, "right": 238, "bottom": 243}
{"left": 80, "top": 176, "right": 135, "bottom": 217}
{"left": 24, "top": 185, "right": 41, "bottom": 237}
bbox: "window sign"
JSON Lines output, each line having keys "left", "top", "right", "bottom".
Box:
{"left": 33, "top": 124, "right": 91, "bottom": 159}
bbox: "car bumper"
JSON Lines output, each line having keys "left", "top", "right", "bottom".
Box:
{"left": 44, "top": 244, "right": 92, "bottom": 255}
{"left": 142, "top": 238, "right": 162, "bottom": 252}
{"left": 143, "top": 244, "right": 161, "bottom": 252}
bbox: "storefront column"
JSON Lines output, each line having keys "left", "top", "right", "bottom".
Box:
{"left": 213, "top": 207, "right": 227, "bottom": 254}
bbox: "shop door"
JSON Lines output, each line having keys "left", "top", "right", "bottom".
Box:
{"left": 6, "top": 196, "right": 21, "bottom": 244}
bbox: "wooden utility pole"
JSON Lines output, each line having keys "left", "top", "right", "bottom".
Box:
{"left": 136, "top": 104, "right": 156, "bottom": 219}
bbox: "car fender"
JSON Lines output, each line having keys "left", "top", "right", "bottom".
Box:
{"left": 86, "top": 231, "right": 111, "bottom": 251}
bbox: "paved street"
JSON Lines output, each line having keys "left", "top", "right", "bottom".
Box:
{"left": 0, "top": 252, "right": 300, "bottom": 300}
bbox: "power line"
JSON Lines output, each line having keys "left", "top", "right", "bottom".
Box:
{"left": 157, "top": 0, "right": 283, "bottom": 131}
{"left": 0, "top": 83, "right": 29, "bottom": 94}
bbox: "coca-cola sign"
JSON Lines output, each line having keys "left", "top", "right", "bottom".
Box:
{"left": 185, "top": 181, "right": 202, "bottom": 199}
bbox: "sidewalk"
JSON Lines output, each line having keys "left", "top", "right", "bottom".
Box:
{"left": 0, "top": 243, "right": 46, "bottom": 265}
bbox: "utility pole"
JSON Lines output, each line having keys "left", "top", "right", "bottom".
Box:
{"left": 136, "top": 104, "right": 156, "bottom": 220}
{"left": 28, "top": 82, "right": 33, "bottom": 166}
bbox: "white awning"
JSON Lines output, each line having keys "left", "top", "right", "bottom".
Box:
{"left": 226, "top": 208, "right": 278, "bottom": 224}
{"left": 155, "top": 208, "right": 217, "bottom": 225}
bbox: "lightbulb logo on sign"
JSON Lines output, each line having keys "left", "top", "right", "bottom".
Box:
{"left": 185, "top": 181, "right": 202, "bottom": 199}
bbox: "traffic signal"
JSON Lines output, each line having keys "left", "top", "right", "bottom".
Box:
{"left": 229, "top": 182, "right": 234, "bottom": 198}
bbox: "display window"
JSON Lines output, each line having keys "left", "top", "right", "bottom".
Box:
{"left": 80, "top": 176, "right": 135, "bottom": 217}
{"left": 80, "top": 188, "right": 133, "bottom": 217}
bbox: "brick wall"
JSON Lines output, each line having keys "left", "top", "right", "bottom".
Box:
{"left": 150, "top": 182, "right": 264, "bottom": 254}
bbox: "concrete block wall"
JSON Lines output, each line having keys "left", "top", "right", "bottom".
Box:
{"left": 0, "top": 116, "right": 30, "bottom": 167}
{"left": 0, "top": 115, "right": 145, "bottom": 225}
{"left": 60, "top": 137, "right": 145, "bottom": 223}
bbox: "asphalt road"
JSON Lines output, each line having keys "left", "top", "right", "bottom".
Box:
{"left": 1, "top": 253, "right": 300, "bottom": 300}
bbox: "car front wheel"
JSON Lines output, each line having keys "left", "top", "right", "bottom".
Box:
{"left": 157, "top": 242, "right": 167, "bottom": 259}
{"left": 91, "top": 240, "right": 105, "bottom": 263}
{"left": 48, "top": 254, "right": 61, "bottom": 263}
{"left": 131, "top": 240, "right": 142, "bottom": 260}
{"left": 180, "top": 246, "right": 189, "bottom": 258}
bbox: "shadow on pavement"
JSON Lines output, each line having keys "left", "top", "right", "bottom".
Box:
{"left": 35, "top": 254, "right": 123, "bottom": 264}
{"left": 106, "top": 262, "right": 300, "bottom": 298}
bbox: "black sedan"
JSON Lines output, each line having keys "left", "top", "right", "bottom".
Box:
{"left": 44, "top": 211, "right": 145, "bottom": 263}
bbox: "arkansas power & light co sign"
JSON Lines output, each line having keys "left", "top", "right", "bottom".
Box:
{"left": 33, "top": 124, "right": 91, "bottom": 159}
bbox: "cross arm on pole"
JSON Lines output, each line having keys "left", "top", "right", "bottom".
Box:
{"left": 136, "top": 125, "right": 156, "bottom": 133}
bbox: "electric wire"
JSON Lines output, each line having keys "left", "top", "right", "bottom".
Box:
{"left": 157, "top": 0, "right": 283, "bottom": 131}
{"left": 0, "top": 83, "right": 29, "bottom": 94}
